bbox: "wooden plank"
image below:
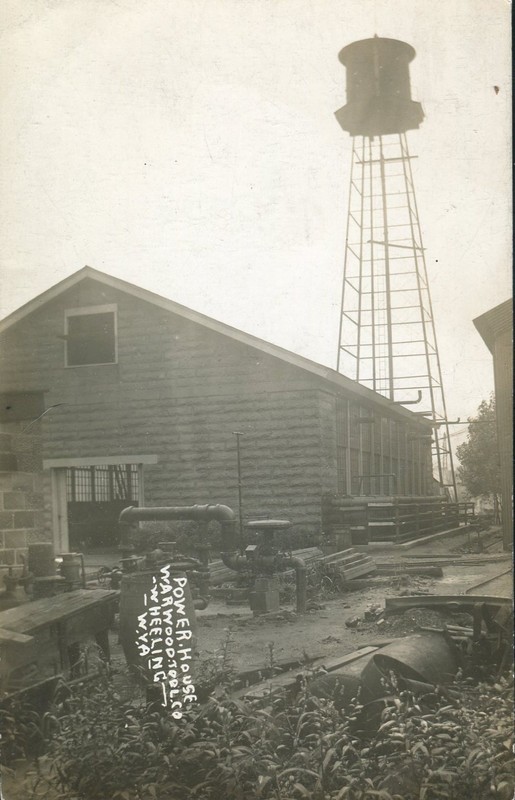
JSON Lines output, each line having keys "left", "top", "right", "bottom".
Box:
{"left": 385, "top": 594, "right": 512, "bottom": 614}
{"left": 0, "top": 589, "right": 119, "bottom": 634}
{"left": 375, "top": 564, "right": 443, "bottom": 577}
{"left": 0, "top": 628, "right": 34, "bottom": 645}
{"left": 232, "top": 646, "right": 379, "bottom": 701}
{"left": 357, "top": 639, "right": 399, "bottom": 649}
{"left": 319, "top": 551, "right": 364, "bottom": 566}
{"left": 464, "top": 569, "right": 513, "bottom": 598}
{"left": 340, "top": 562, "right": 376, "bottom": 580}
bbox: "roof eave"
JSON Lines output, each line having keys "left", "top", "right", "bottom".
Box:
{"left": 0, "top": 265, "right": 432, "bottom": 426}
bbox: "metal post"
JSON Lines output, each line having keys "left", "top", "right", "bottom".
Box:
{"left": 233, "top": 431, "right": 245, "bottom": 551}
{"left": 378, "top": 136, "right": 394, "bottom": 400}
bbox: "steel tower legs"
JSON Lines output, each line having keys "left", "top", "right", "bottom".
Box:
{"left": 337, "top": 133, "right": 458, "bottom": 501}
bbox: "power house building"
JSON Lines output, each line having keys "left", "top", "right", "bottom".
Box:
{"left": 0, "top": 267, "right": 435, "bottom": 557}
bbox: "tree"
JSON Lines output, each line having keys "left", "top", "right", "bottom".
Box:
{"left": 456, "top": 396, "right": 501, "bottom": 521}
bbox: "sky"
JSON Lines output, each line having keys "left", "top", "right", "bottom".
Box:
{"left": 0, "top": 0, "right": 511, "bottom": 446}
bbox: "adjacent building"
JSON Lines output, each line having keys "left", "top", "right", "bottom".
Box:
{"left": 473, "top": 299, "right": 513, "bottom": 551}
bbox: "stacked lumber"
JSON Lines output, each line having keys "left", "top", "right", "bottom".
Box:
{"left": 319, "top": 548, "right": 376, "bottom": 581}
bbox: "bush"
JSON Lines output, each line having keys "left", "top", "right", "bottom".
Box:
{"left": 9, "top": 665, "right": 507, "bottom": 800}
{"left": 135, "top": 520, "right": 218, "bottom": 557}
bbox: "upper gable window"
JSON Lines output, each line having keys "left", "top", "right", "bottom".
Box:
{"left": 65, "top": 305, "right": 117, "bottom": 367}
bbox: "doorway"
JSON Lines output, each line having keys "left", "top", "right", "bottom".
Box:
{"left": 66, "top": 464, "right": 139, "bottom": 553}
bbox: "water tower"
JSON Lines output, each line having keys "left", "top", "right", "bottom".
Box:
{"left": 335, "top": 36, "right": 457, "bottom": 501}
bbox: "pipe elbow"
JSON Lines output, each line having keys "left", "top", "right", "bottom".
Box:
{"left": 205, "top": 504, "right": 236, "bottom": 522}
{"left": 283, "top": 556, "right": 307, "bottom": 572}
{"left": 221, "top": 551, "right": 247, "bottom": 572}
{"left": 119, "top": 506, "right": 137, "bottom": 524}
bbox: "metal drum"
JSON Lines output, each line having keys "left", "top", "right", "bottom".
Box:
{"left": 58, "top": 553, "right": 82, "bottom": 584}
{"left": 362, "top": 632, "right": 458, "bottom": 691}
{"left": 119, "top": 567, "right": 198, "bottom": 691}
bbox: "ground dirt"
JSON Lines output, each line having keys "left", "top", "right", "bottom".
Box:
{"left": 2, "top": 526, "right": 511, "bottom": 799}
{"left": 193, "top": 527, "right": 511, "bottom": 675}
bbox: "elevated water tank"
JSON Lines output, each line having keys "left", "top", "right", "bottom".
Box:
{"left": 335, "top": 36, "right": 424, "bottom": 137}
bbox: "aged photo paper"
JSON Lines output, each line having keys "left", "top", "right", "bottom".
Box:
{"left": 0, "top": 1, "right": 512, "bottom": 798}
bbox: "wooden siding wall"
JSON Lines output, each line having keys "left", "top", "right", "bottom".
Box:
{"left": 492, "top": 328, "right": 513, "bottom": 550}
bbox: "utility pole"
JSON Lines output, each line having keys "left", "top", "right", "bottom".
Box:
{"left": 233, "top": 431, "right": 244, "bottom": 551}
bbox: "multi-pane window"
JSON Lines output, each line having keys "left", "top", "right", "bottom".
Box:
{"left": 66, "top": 464, "right": 138, "bottom": 503}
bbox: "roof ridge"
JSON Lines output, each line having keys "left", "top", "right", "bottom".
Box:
{"left": 0, "top": 265, "right": 430, "bottom": 423}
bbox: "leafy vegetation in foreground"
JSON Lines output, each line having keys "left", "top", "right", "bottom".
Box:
{"left": 3, "top": 667, "right": 513, "bottom": 800}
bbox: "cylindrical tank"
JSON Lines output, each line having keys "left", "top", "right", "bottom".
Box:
{"left": 58, "top": 553, "right": 82, "bottom": 584}
{"left": 119, "top": 566, "right": 198, "bottom": 706}
{"left": 335, "top": 36, "right": 424, "bottom": 136}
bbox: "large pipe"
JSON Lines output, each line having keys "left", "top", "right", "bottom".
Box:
{"left": 119, "top": 504, "right": 238, "bottom": 552}
{"left": 220, "top": 551, "right": 307, "bottom": 615}
{"left": 283, "top": 555, "right": 307, "bottom": 615}
{"left": 220, "top": 551, "right": 247, "bottom": 572}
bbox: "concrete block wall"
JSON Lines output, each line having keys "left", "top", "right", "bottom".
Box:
{"left": 0, "top": 428, "right": 49, "bottom": 577}
{"left": 142, "top": 388, "right": 326, "bottom": 533}
{"left": 0, "top": 276, "right": 434, "bottom": 546}
{"left": 0, "top": 280, "right": 339, "bottom": 538}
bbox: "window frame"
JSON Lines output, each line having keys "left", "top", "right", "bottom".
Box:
{"left": 64, "top": 304, "right": 118, "bottom": 368}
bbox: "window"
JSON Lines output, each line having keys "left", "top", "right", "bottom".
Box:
{"left": 66, "top": 464, "right": 139, "bottom": 502}
{"left": 65, "top": 305, "right": 117, "bottom": 366}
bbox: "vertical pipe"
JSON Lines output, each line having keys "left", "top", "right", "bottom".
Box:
{"left": 284, "top": 556, "right": 307, "bottom": 615}
{"left": 295, "top": 563, "right": 307, "bottom": 615}
{"left": 233, "top": 432, "right": 244, "bottom": 552}
{"left": 79, "top": 553, "right": 86, "bottom": 588}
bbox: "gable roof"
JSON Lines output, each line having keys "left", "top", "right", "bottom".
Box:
{"left": 473, "top": 299, "right": 512, "bottom": 354}
{"left": 0, "top": 265, "right": 429, "bottom": 425}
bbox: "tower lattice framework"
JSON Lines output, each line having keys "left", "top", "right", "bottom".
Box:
{"left": 335, "top": 37, "right": 457, "bottom": 501}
